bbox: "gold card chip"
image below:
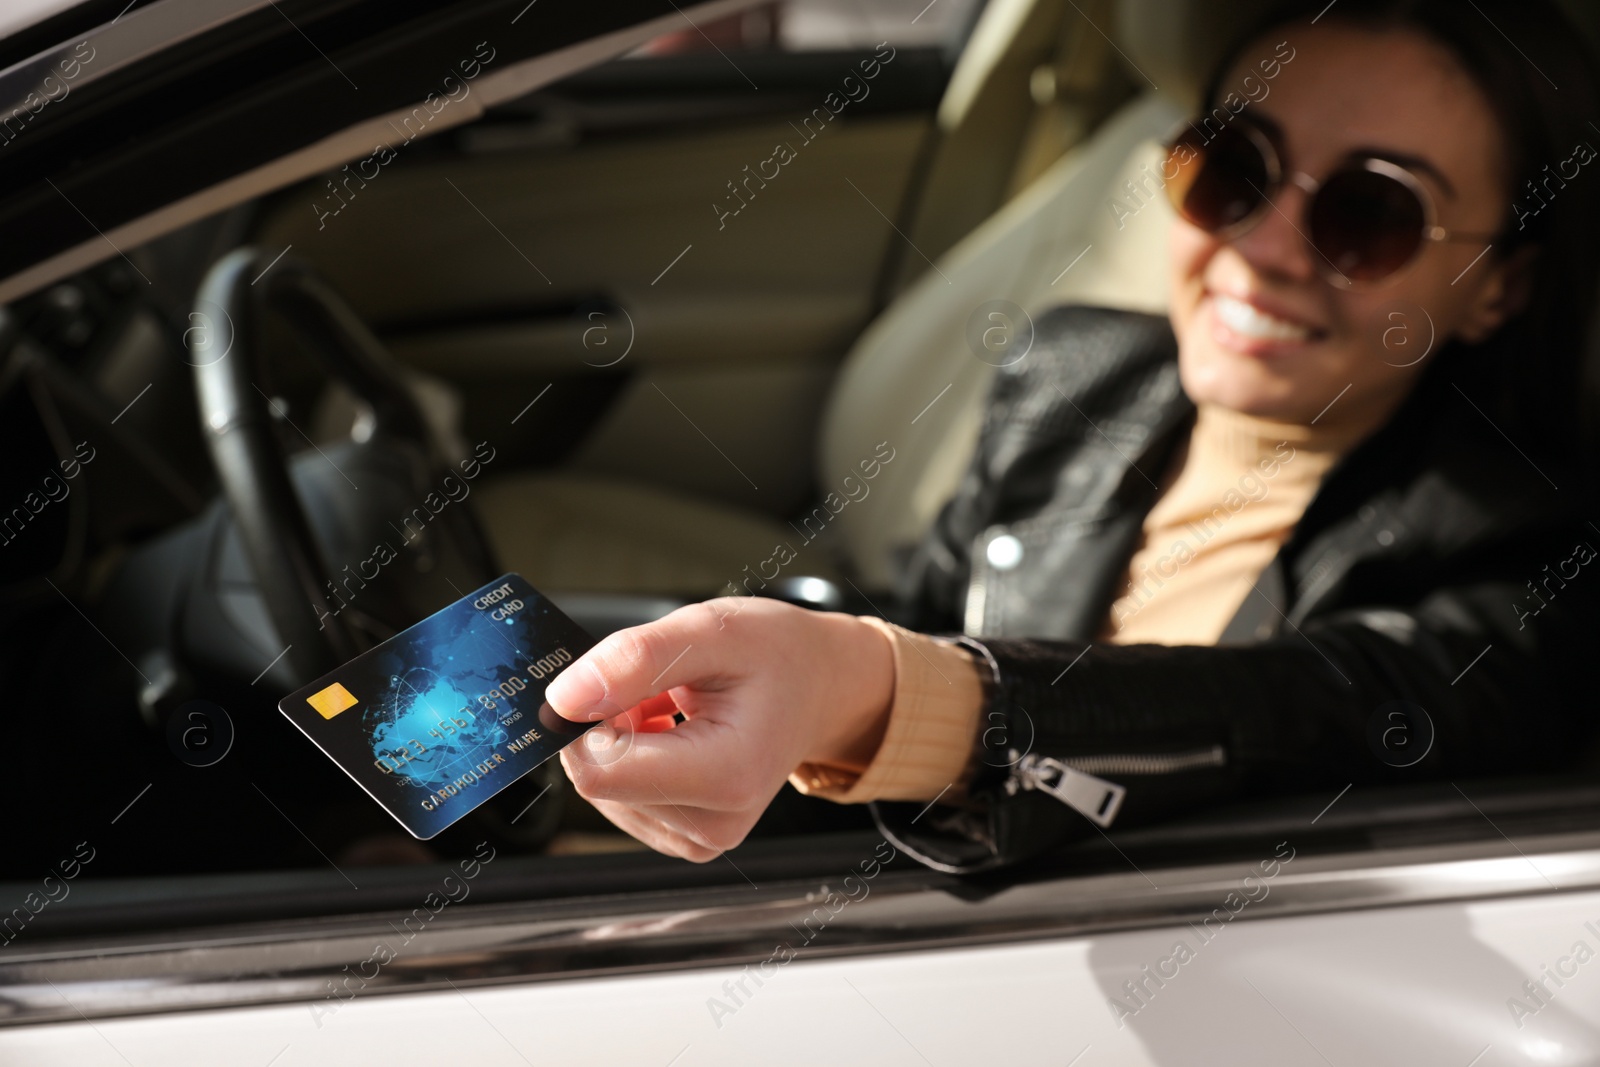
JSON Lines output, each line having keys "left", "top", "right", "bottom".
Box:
{"left": 306, "top": 682, "right": 358, "bottom": 720}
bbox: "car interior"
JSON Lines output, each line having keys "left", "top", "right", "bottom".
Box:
{"left": 6, "top": 0, "right": 1600, "bottom": 943}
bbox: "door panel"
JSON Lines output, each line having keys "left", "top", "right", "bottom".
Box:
{"left": 253, "top": 79, "right": 935, "bottom": 513}
{"left": 571, "top": 360, "right": 838, "bottom": 511}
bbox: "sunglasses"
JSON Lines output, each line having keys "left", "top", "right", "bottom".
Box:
{"left": 1161, "top": 120, "right": 1499, "bottom": 288}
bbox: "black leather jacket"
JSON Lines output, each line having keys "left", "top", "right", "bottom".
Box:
{"left": 875, "top": 304, "right": 1598, "bottom": 873}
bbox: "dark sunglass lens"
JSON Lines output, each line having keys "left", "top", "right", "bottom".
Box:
{"left": 1311, "top": 167, "right": 1427, "bottom": 282}
{"left": 1165, "top": 125, "right": 1270, "bottom": 233}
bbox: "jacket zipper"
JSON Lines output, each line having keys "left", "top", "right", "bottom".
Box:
{"left": 1008, "top": 745, "right": 1226, "bottom": 828}
{"left": 1059, "top": 745, "right": 1226, "bottom": 777}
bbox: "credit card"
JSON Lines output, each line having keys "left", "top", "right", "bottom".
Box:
{"left": 279, "top": 573, "right": 596, "bottom": 839}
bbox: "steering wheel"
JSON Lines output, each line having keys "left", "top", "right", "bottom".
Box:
{"left": 188, "top": 247, "right": 500, "bottom": 689}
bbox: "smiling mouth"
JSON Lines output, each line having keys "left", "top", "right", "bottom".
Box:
{"left": 1211, "top": 294, "right": 1324, "bottom": 344}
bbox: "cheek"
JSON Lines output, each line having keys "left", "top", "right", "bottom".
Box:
{"left": 1167, "top": 222, "right": 1218, "bottom": 344}
{"left": 1341, "top": 263, "right": 1468, "bottom": 368}
{"left": 1341, "top": 297, "right": 1395, "bottom": 356}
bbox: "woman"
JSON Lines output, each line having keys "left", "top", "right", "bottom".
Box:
{"left": 550, "top": 0, "right": 1600, "bottom": 872}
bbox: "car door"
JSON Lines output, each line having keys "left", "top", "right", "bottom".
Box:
{"left": 8, "top": 784, "right": 1600, "bottom": 1064}
{"left": 5, "top": 4, "right": 1600, "bottom": 1066}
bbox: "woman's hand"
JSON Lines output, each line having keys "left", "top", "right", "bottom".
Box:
{"left": 548, "top": 597, "right": 894, "bottom": 861}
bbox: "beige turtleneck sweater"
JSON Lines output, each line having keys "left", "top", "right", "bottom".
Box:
{"left": 1098, "top": 403, "right": 1381, "bottom": 645}
{"left": 789, "top": 401, "right": 1389, "bottom": 804}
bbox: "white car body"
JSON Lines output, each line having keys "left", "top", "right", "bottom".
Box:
{"left": 8, "top": 832, "right": 1600, "bottom": 1064}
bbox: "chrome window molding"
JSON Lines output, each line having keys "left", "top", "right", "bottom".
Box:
{"left": 5, "top": 830, "right": 1600, "bottom": 1028}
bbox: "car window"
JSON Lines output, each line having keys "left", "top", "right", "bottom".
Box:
{"left": 0, "top": 0, "right": 977, "bottom": 941}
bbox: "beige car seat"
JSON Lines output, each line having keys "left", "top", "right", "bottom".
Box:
{"left": 476, "top": 0, "right": 1266, "bottom": 598}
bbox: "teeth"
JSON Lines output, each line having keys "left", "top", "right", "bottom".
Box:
{"left": 1214, "top": 295, "right": 1312, "bottom": 342}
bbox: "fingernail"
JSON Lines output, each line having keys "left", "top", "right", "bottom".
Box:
{"left": 546, "top": 661, "right": 605, "bottom": 720}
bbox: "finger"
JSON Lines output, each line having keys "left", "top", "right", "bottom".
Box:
{"left": 561, "top": 714, "right": 770, "bottom": 812}
{"left": 587, "top": 797, "right": 719, "bottom": 862}
{"left": 545, "top": 601, "right": 741, "bottom": 723}
{"left": 589, "top": 798, "right": 691, "bottom": 857}
{"left": 632, "top": 799, "right": 759, "bottom": 855}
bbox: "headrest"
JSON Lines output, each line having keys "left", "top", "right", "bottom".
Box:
{"left": 1112, "top": 0, "right": 1282, "bottom": 112}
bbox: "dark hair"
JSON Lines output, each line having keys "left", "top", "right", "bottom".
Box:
{"left": 1203, "top": 0, "right": 1600, "bottom": 463}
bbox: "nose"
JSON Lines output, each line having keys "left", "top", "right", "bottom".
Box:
{"left": 1225, "top": 176, "right": 1320, "bottom": 284}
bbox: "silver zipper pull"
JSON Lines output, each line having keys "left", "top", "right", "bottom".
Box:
{"left": 1011, "top": 753, "right": 1126, "bottom": 827}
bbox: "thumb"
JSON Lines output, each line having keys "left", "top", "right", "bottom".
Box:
{"left": 544, "top": 601, "right": 733, "bottom": 722}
